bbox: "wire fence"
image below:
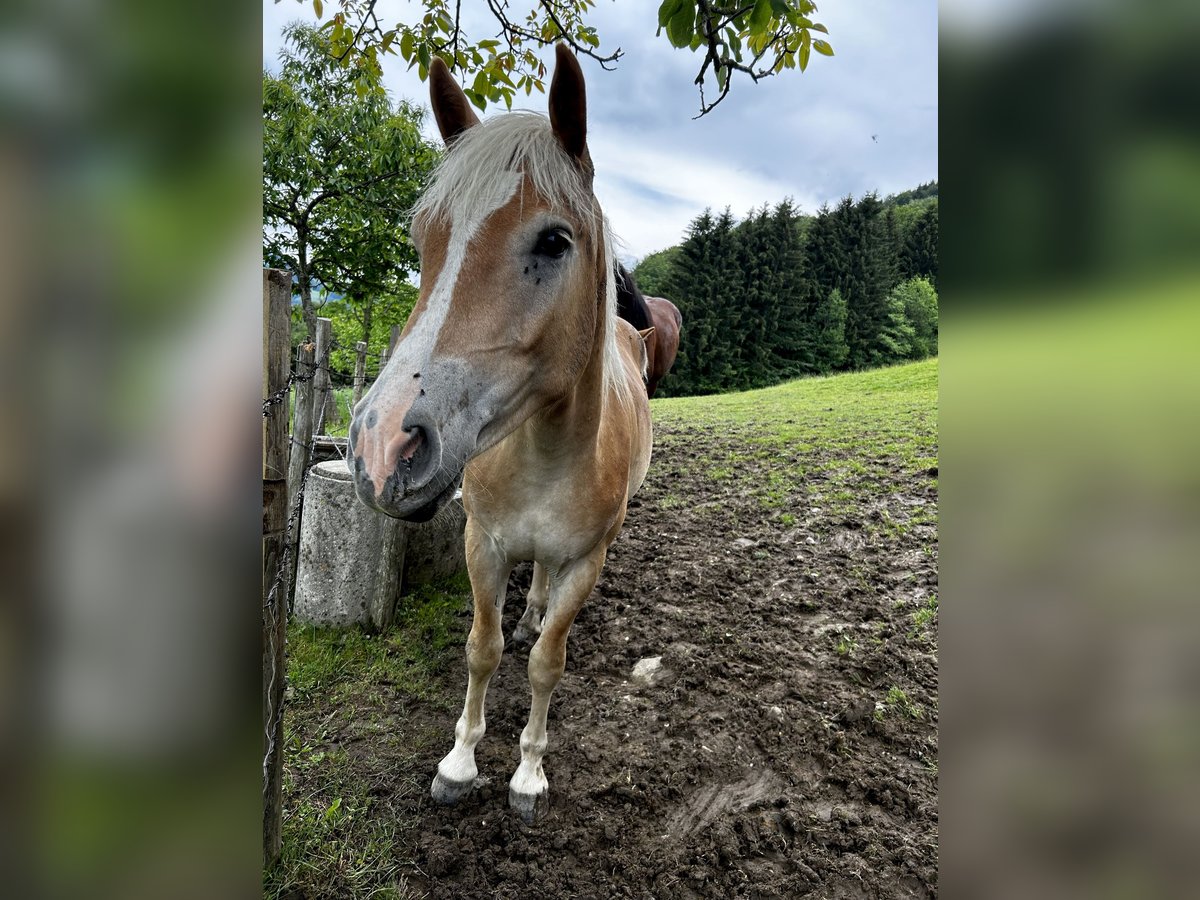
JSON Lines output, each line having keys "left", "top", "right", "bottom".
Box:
{"left": 262, "top": 287, "right": 398, "bottom": 863}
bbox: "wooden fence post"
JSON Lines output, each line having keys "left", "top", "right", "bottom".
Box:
{"left": 352, "top": 340, "right": 368, "bottom": 409}
{"left": 285, "top": 341, "right": 315, "bottom": 609}
{"left": 313, "top": 317, "right": 333, "bottom": 436}
{"left": 262, "top": 268, "right": 291, "bottom": 868}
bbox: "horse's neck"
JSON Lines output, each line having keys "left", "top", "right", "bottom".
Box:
{"left": 525, "top": 327, "right": 608, "bottom": 458}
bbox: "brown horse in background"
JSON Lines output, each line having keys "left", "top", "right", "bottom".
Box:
{"left": 643, "top": 295, "right": 682, "bottom": 397}
{"left": 615, "top": 266, "right": 683, "bottom": 397}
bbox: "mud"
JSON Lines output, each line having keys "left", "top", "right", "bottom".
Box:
{"left": 298, "top": 417, "right": 938, "bottom": 898}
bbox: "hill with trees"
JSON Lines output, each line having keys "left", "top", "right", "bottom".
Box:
{"left": 632, "top": 184, "right": 938, "bottom": 396}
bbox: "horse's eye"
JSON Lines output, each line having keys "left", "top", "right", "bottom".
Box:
{"left": 532, "top": 229, "right": 571, "bottom": 259}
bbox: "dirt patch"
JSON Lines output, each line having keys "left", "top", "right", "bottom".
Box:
{"left": 285, "top": 417, "right": 938, "bottom": 898}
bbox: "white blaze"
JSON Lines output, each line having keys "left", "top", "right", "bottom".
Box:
{"left": 399, "top": 172, "right": 523, "bottom": 366}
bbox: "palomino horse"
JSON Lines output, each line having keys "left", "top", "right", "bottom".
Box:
{"left": 615, "top": 265, "right": 683, "bottom": 397}
{"left": 347, "top": 45, "right": 653, "bottom": 823}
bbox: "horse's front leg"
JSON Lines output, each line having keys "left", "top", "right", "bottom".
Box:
{"left": 431, "top": 521, "right": 511, "bottom": 805}
{"left": 509, "top": 549, "right": 605, "bottom": 823}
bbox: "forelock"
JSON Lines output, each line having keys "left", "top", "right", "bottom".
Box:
{"left": 413, "top": 112, "right": 594, "bottom": 227}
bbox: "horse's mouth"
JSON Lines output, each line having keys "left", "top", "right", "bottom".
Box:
{"left": 387, "top": 469, "right": 463, "bottom": 523}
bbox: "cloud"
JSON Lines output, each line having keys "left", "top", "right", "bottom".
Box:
{"left": 263, "top": 0, "right": 938, "bottom": 260}
{"left": 591, "top": 131, "right": 821, "bottom": 260}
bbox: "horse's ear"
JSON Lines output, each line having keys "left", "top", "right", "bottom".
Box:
{"left": 429, "top": 57, "right": 480, "bottom": 146}
{"left": 637, "top": 327, "right": 656, "bottom": 342}
{"left": 549, "top": 43, "right": 587, "bottom": 162}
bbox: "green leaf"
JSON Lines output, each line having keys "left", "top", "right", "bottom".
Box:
{"left": 463, "top": 88, "right": 487, "bottom": 112}
{"left": 313, "top": 0, "right": 323, "bottom": 19}
{"left": 811, "top": 23, "right": 829, "bottom": 35}
{"left": 689, "top": 33, "right": 703, "bottom": 51}
{"left": 418, "top": 44, "right": 431, "bottom": 71}
{"left": 666, "top": 5, "right": 695, "bottom": 49}
{"left": 749, "top": 0, "right": 773, "bottom": 35}
{"left": 400, "top": 31, "right": 414, "bottom": 61}
{"left": 768, "top": 0, "right": 789, "bottom": 15}
{"left": 799, "top": 31, "right": 811, "bottom": 71}
{"left": 658, "top": 0, "right": 686, "bottom": 28}
{"left": 813, "top": 39, "right": 834, "bottom": 56}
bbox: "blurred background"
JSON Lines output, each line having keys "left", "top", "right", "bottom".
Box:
{"left": 941, "top": 1, "right": 1200, "bottom": 898}
{"left": 0, "top": 0, "right": 1196, "bottom": 897}
{"left": 0, "top": 1, "right": 261, "bottom": 897}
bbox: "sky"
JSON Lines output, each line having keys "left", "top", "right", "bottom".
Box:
{"left": 263, "top": 0, "right": 938, "bottom": 264}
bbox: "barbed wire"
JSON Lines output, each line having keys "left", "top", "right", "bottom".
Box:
{"left": 263, "top": 339, "right": 393, "bottom": 418}
{"left": 262, "top": 361, "right": 339, "bottom": 418}
{"left": 262, "top": 433, "right": 315, "bottom": 813}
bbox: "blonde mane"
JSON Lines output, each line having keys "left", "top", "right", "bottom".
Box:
{"left": 413, "top": 112, "right": 629, "bottom": 407}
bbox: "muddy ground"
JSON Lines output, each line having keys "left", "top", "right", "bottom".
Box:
{"left": 285, "top": 413, "right": 939, "bottom": 898}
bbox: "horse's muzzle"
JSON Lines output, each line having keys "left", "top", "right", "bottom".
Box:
{"left": 348, "top": 409, "right": 456, "bottom": 521}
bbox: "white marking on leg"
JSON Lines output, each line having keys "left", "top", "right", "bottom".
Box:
{"left": 433, "top": 537, "right": 510, "bottom": 803}
{"left": 437, "top": 713, "right": 487, "bottom": 785}
{"left": 510, "top": 703, "right": 551, "bottom": 799}
{"left": 509, "top": 555, "right": 602, "bottom": 818}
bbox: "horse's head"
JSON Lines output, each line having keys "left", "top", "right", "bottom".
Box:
{"left": 349, "top": 45, "right": 619, "bottom": 521}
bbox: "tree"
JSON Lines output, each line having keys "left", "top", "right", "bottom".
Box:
{"left": 632, "top": 247, "right": 681, "bottom": 298}
{"left": 663, "top": 208, "right": 743, "bottom": 394}
{"left": 264, "top": 23, "right": 440, "bottom": 339}
{"left": 900, "top": 204, "right": 938, "bottom": 289}
{"left": 300, "top": 0, "right": 835, "bottom": 117}
{"left": 764, "top": 201, "right": 813, "bottom": 378}
{"left": 810, "top": 288, "right": 848, "bottom": 372}
{"left": 876, "top": 289, "right": 915, "bottom": 362}
{"left": 323, "top": 284, "right": 420, "bottom": 377}
{"left": 822, "top": 194, "right": 902, "bottom": 369}
{"left": 890, "top": 277, "right": 938, "bottom": 358}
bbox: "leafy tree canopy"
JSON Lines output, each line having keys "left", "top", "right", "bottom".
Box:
{"left": 293, "top": 0, "right": 834, "bottom": 117}
{"left": 884, "top": 180, "right": 938, "bottom": 207}
{"left": 264, "top": 22, "right": 440, "bottom": 338}
{"left": 632, "top": 247, "right": 681, "bottom": 297}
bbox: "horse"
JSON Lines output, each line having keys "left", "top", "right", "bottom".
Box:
{"left": 614, "top": 265, "right": 683, "bottom": 397}
{"left": 643, "top": 295, "right": 682, "bottom": 397}
{"left": 346, "top": 45, "right": 653, "bottom": 824}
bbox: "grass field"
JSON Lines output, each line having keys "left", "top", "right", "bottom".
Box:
{"left": 267, "top": 358, "right": 938, "bottom": 899}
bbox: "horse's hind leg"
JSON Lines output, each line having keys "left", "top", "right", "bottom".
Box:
{"left": 509, "top": 551, "right": 604, "bottom": 823}
{"left": 513, "top": 562, "right": 550, "bottom": 647}
{"left": 431, "top": 524, "right": 511, "bottom": 805}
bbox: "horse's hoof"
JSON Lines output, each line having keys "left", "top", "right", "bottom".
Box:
{"left": 431, "top": 772, "right": 474, "bottom": 806}
{"left": 511, "top": 625, "right": 537, "bottom": 648}
{"left": 508, "top": 786, "right": 549, "bottom": 824}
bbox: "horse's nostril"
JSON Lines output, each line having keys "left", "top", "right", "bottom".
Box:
{"left": 398, "top": 427, "right": 425, "bottom": 463}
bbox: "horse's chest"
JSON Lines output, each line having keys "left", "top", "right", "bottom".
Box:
{"left": 465, "top": 470, "right": 620, "bottom": 564}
